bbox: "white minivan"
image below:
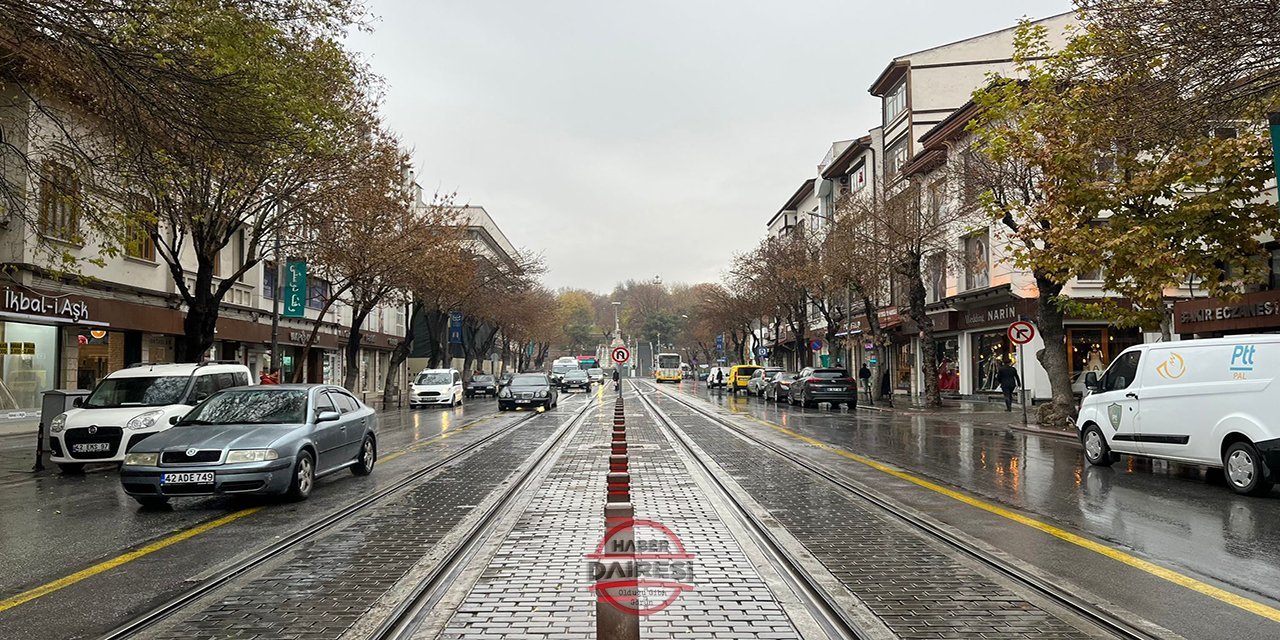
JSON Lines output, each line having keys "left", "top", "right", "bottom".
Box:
{"left": 1077, "top": 335, "right": 1280, "bottom": 495}
{"left": 410, "top": 368, "right": 464, "bottom": 408}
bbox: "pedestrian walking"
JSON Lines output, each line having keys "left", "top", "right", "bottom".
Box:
{"left": 859, "top": 363, "right": 873, "bottom": 406}
{"left": 612, "top": 368, "right": 621, "bottom": 393}
{"left": 996, "top": 358, "right": 1021, "bottom": 411}
{"left": 879, "top": 369, "right": 893, "bottom": 408}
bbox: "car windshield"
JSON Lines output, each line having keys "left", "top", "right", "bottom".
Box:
{"left": 811, "top": 369, "right": 849, "bottom": 379}
{"left": 85, "top": 376, "right": 189, "bottom": 408}
{"left": 472, "top": 375, "right": 494, "bottom": 383}
{"left": 179, "top": 389, "right": 308, "bottom": 425}
{"left": 416, "top": 372, "right": 451, "bottom": 385}
{"left": 566, "top": 371, "right": 587, "bottom": 379}
{"left": 512, "top": 374, "right": 548, "bottom": 385}
{"left": 588, "top": 368, "right": 603, "bottom": 375}
{"left": 776, "top": 373, "right": 797, "bottom": 382}
{"left": 552, "top": 366, "right": 573, "bottom": 374}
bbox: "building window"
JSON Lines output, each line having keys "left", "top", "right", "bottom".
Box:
{"left": 233, "top": 229, "right": 246, "bottom": 281}
{"left": 885, "top": 138, "right": 908, "bottom": 180}
{"left": 307, "top": 277, "right": 330, "bottom": 310}
{"left": 964, "top": 232, "right": 989, "bottom": 290}
{"left": 124, "top": 195, "right": 156, "bottom": 261}
{"left": 263, "top": 261, "right": 277, "bottom": 300}
{"left": 926, "top": 252, "right": 947, "bottom": 303}
{"left": 884, "top": 80, "right": 907, "bottom": 124}
{"left": 38, "top": 161, "right": 81, "bottom": 242}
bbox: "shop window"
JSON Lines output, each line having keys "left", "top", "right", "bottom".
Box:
{"left": 1067, "top": 327, "right": 1142, "bottom": 387}
{"left": 964, "top": 233, "right": 989, "bottom": 290}
{"left": 0, "top": 323, "right": 57, "bottom": 410}
{"left": 936, "top": 337, "right": 959, "bottom": 392}
{"left": 971, "top": 329, "right": 1014, "bottom": 393}
{"left": 38, "top": 161, "right": 81, "bottom": 242}
{"left": 926, "top": 252, "right": 946, "bottom": 303}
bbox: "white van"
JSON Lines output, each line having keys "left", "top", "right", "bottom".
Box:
{"left": 1077, "top": 336, "right": 1280, "bottom": 495}
{"left": 49, "top": 362, "right": 254, "bottom": 473}
{"left": 410, "top": 369, "right": 464, "bottom": 408}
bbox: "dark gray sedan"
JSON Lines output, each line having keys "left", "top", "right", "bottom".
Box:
{"left": 119, "top": 385, "right": 377, "bottom": 507}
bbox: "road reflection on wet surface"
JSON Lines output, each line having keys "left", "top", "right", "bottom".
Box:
{"left": 664, "top": 380, "right": 1280, "bottom": 604}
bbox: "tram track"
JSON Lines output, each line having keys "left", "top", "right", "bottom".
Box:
{"left": 98, "top": 399, "right": 592, "bottom": 640}
{"left": 631, "top": 382, "right": 873, "bottom": 640}
{"left": 639, "top": 380, "right": 1159, "bottom": 640}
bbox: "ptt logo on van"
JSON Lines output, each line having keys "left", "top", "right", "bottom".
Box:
{"left": 1230, "top": 344, "right": 1256, "bottom": 379}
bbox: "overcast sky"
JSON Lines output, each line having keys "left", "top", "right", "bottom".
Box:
{"left": 347, "top": 0, "right": 1070, "bottom": 293}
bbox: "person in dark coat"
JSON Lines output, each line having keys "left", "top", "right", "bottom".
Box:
{"left": 996, "top": 358, "right": 1022, "bottom": 411}
{"left": 879, "top": 369, "right": 893, "bottom": 407}
{"left": 858, "top": 364, "right": 873, "bottom": 405}
{"left": 612, "top": 368, "right": 621, "bottom": 392}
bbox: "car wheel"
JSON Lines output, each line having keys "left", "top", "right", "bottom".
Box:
{"left": 1081, "top": 424, "right": 1115, "bottom": 467}
{"left": 1224, "top": 440, "right": 1274, "bottom": 496}
{"left": 286, "top": 450, "right": 315, "bottom": 501}
{"left": 847, "top": 401, "right": 857, "bottom": 410}
{"left": 57, "top": 463, "right": 85, "bottom": 474}
{"left": 786, "top": 393, "right": 796, "bottom": 406}
{"left": 352, "top": 436, "right": 376, "bottom": 476}
{"left": 803, "top": 394, "right": 817, "bottom": 409}
{"left": 133, "top": 496, "right": 170, "bottom": 508}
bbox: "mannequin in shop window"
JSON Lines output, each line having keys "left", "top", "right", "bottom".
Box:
{"left": 1084, "top": 344, "right": 1106, "bottom": 373}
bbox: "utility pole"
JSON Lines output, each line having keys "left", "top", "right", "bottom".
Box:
{"left": 269, "top": 232, "right": 282, "bottom": 376}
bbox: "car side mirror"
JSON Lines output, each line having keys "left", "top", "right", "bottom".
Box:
{"left": 169, "top": 415, "right": 180, "bottom": 425}
{"left": 316, "top": 410, "right": 341, "bottom": 423}
{"left": 72, "top": 397, "right": 83, "bottom": 407}
{"left": 1084, "top": 371, "right": 1099, "bottom": 390}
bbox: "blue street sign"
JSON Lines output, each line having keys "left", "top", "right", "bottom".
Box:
{"left": 810, "top": 339, "right": 823, "bottom": 352}
{"left": 756, "top": 347, "right": 769, "bottom": 357}
{"left": 448, "top": 311, "right": 463, "bottom": 344}
{"left": 715, "top": 334, "right": 725, "bottom": 352}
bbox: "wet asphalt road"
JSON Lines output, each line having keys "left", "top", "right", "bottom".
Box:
{"left": 658, "top": 379, "right": 1280, "bottom": 634}
{"left": 0, "top": 392, "right": 596, "bottom": 640}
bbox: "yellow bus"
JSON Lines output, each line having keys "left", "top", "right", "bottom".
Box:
{"left": 655, "top": 353, "right": 682, "bottom": 382}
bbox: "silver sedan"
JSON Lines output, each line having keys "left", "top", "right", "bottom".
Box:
{"left": 120, "top": 384, "right": 377, "bottom": 507}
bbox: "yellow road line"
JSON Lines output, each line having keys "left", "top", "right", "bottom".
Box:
{"left": 732, "top": 411, "right": 1280, "bottom": 623}
{"left": 0, "top": 411, "right": 499, "bottom": 613}
{"left": 0, "top": 507, "right": 262, "bottom": 613}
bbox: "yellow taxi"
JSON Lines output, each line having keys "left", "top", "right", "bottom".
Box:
{"left": 727, "top": 364, "right": 762, "bottom": 395}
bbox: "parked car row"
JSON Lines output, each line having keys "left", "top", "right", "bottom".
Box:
{"left": 709, "top": 365, "right": 858, "bottom": 410}
{"left": 47, "top": 361, "right": 380, "bottom": 506}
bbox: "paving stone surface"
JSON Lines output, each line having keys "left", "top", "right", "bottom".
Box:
{"left": 145, "top": 414, "right": 565, "bottom": 640}
{"left": 439, "top": 389, "right": 799, "bottom": 639}
{"left": 646, "top": 391, "right": 1094, "bottom": 640}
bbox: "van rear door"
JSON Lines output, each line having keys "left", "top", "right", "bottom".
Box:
{"left": 1090, "top": 350, "right": 1145, "bottom": 455}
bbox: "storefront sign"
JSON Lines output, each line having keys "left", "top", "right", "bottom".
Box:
{"left": 1174, "top": 290, "right": 1280, "bottom": 334}
{"left": 283, "top": 260, "right": 308, "bottom": 318}
{"left": 3, "top": 288, "right": 91, "bottom": 323}
{"left": 957, "top": 299, "right": 1035, "bottom": 330}
{"left": 289, "top": 331, "right": 308, "bottom": 343}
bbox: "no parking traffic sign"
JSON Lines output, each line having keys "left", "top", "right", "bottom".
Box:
{"left": 611, "top": 346, "right": 631, "bottom": 364}
{"left": 1008, "top": 321, "right": 1035, "bottom": 345}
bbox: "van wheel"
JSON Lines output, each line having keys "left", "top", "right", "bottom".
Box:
{"left": 1224, "top": 441, "right": 1274, "bottom": 496}
{"left": 1081, "top": 425, "right": 1115, "bottom": 467}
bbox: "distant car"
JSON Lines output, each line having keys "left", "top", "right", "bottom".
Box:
{"left": 727, "top": 365, "right": 763, "bottom": 395}
{"left": 119, "top": 385, "right": 377, "bottom": 507}
{"left": 747, "top": 367, "right": 784, "bottom": 397}
{"left": 48, "top": 361, "right": 254, "bottom": 474}
{"left": 466, "top": 374, "right": 498, "bottom": 398}
{"left": 498, "top": 372, "right": 513, "bottom": 388}
{"left": 764, "top": 372, "right": 797, "bottom": 402}
{"left": 499, "top": 373, "right": 560, "bottom": 411}
{"left": 561, "top": 369, "right": 592, "bottom": 392}
{"left": 550, "top": 364, "right": 575, "bottom": 385}
{"left": 410, "top": 369, "right": 464, "bottom": 408}
{"left": 587, "top": 368, "right": 605, "bottom": 383}
{"left": 788, "top": 367, "right": 857, "bottom": 409}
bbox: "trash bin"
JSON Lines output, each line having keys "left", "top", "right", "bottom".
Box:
{"left": 35, "top": 389, "right": 91, "bottom": 470}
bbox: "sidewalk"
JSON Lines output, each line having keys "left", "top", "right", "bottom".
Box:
{"left": 856, "top": 396, "right": 1080, "bottom": 439}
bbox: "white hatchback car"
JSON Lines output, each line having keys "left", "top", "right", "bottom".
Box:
{"left": 49, "top": 362, "right": 254, "bottom": 473}
{"left": 410, "top": 369, "right": 464, "bottom": 408}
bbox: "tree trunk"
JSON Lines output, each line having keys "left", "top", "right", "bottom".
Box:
{"left": 903, "top": 252, "right": 940, "bottom": 406}
{"left": 1159, "top": 299, "right": 1173, "bottom": 341}
{"left": 382, "top": 337, "right": 411, "bottom": 406}
{"left": 176, "top": 264, "right": 220, "bottom": 362}
{"left": 1034, "top": 271, "right": 1075, "bottom": 428}
{"left": 343, "top": 307, "right": 372, "bottom": 392}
